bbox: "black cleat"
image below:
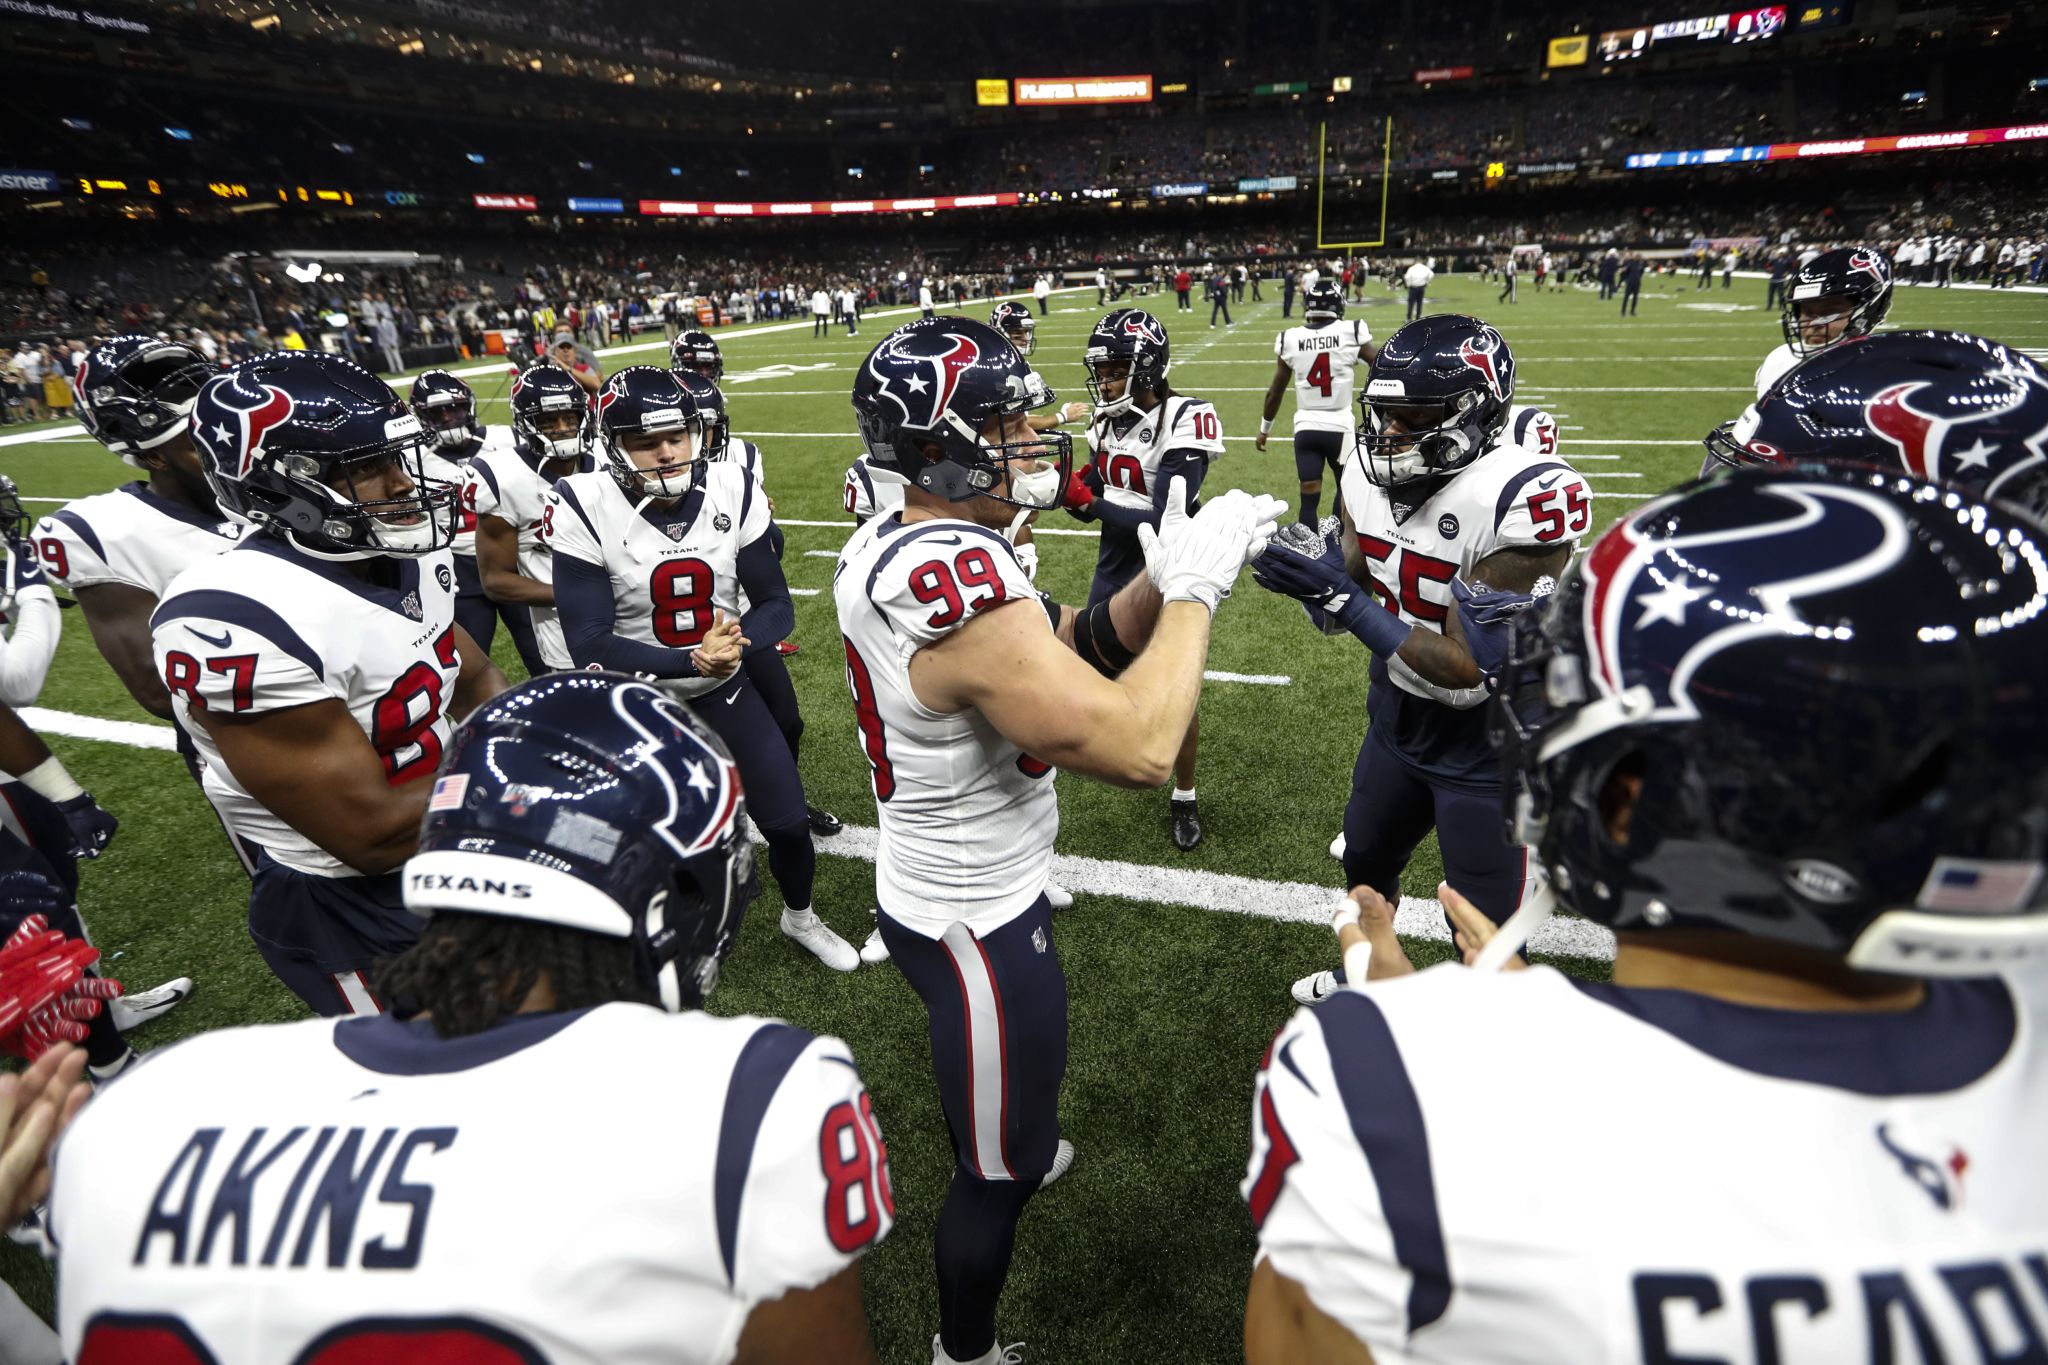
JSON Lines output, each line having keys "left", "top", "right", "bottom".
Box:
{"left": 1171, "top": 798, "right": 1203, "bottom": 851}
{"left": 807, "top": 803, "right": 843, "bottom": 836}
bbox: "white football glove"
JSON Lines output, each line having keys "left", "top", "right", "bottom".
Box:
{"left": 1137, "top": 479, "right": 1288, "bottom": 613}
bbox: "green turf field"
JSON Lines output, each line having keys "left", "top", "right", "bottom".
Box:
{"left": 2, "top": 271, "right": 2044, "bottom": 1358}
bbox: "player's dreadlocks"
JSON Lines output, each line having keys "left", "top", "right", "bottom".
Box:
{"left": 377, "top": 912, "right": 658, "bottom": 1038}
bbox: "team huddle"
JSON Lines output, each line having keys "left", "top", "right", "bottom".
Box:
{"left": 6, "top": 244, "right": 2047, "bottom": 1363}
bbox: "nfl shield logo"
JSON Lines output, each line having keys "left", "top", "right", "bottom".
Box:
{"left": 664, "top": 523, "right": 686, "bottom": 542}
{"left": 1032, "top": 926, "right": 1047, "bottom": 954}
{"left": 714, "top": 512, "right": 732, "bottom": 533}
{"left": 401, "top": 591, "right": 423, "bottom": 621}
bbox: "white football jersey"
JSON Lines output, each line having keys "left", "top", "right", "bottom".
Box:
{"left": 544, "top": 463, "right": 769, "bottom": 700}
{"left": 721, "top": 436, "right": 767, "bottom": 486}
{"left": 150, "top": 537, "right": 462, "bottom": 876}
{"left": 435, "top": 425, "right": 519, "bottom": 559}
{"left": 54, "top": 1003, "right": 893, "bottom": 1365}
{"left": 33, "top": 481, "right": 243, "bottom": 596}
{"left": 1246, "top": 968, "right": 2048, "bottom": 1365}
{"left": 1506, "top": 403, "right": 1560, "bottom": 460}
{"left": 1340, "top": 430, "right": 1589, "bottom": 710}
{"left": 1756, "top": 342, "right": 1802, "bottom": 399}
{"left": 834, "top": 512, "right": 1057, "bottom": 937}
{"left": 1276, "top": 320, "right": 1374, "bottom": 434}
{"left": 843, "top": 455, "right": 909, "bottom": 522}
{"left": 465, "top": 447, "right": 588, "bottom": 671}
{"left": 1090, "top": 395, "right": 1227, "bottom": 512}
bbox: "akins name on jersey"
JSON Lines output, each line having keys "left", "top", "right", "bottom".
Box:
{"left": 835, "top": 513, "right": 1057, "bottom": 937}
{"left": 33, "top": 482, "right": 243, "bottom": 596}
{"left": 1339, "top": 420, "right": 1588, "bottom": 710}
{"left": 543, "top": 461, "right": 768, "bottom": 700}
{"left": 53, "top": 1005, "right": 894, "bottom": 1365}
{"left": 1246, "top": 968, "right": 2048, "bottom": 1364}
{"left": 1092, "top": 396, "right": 1227, "bottom": 511}
{"left": 148, "top": 537, "right": 461, "bottom": 876}
{"left": 1278, "top": 320, "right": 1374, "bottom": 433}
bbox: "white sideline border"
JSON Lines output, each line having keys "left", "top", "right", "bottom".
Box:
{"left": 20, "top": 703, "right": 1618, "bottom": 963}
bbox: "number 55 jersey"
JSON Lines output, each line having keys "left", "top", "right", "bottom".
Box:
{"left": 54, "top": 1005, "right": 894, "bottom": 1365}
{"left": 148, "top": 535, "right": 462, "bottom": 877}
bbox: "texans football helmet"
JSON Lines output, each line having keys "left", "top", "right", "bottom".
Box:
{"left": 990, "top": 300, "right": 1037, "bottom": 357}
{"left": 403, "top": 672, "right": 759, "bottom": 1013}
{"left": 851, "top": 316, "right": 1071, "bottom": 509}
{"left": 407, "top": 370, "right": 482, "bottom": 449}
{"left": 1703, "top": 330, "right": 2048, "bottom": 519}
{"left": 591, "top": 365, "right": 710, "bottom": 500}
{"left": 669, "top": 329, "right": 723, "bottom": 382}
{"left": 1781, "top": 246, "right": 1893, "bottom": 358}
{"left": 1493, "top": 464, "right": 2048, "bottom": 975}
{"left": 509, "top": 363, "right": 589, "bottom": 464}
{"left": 191, "top": 351, "right": 456, "bottom": 560}
{"left": 669, "top": 370, "right": 732, "bottom": 464}
{"left": 1358, "top": 314, "right": 1515, "bottom": 487}
{"left": 71, "top": 335, "right": 215, "bottom": 467}
{"left": 0, "top": 475, "right": 26, "bottom": 543}
{"left": 1302, "top": 280, "right": 1347, "bottom": 324}
{"left": 1083, "top": 308, "right": 1171, "bottom": 419}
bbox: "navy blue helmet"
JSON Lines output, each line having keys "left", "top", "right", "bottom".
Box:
{"left": 1358, "top": 314, "right": 1515, "bottom": 487}
{"left": 191, "top": 351, "right": 457, "bottom": 560}
{"left": 1704, "top": 331, "right": 2048, "bottom": 520}
{"left": 509, "top": 362, "right": 589, "bottom": 464}
{"left": 852, "top": 316, "right": 1071, "bottom": 509}
{"left": 1495, "top": 464, "right": 2048, "bottom": 975}
{"left": 989, "top": 300, "right": 1037, "bottom": 356}
{"left": 403, "top": 672, "right": 758, "bottom": 1012}
{"left": 0, "top": 475, "right": 25, "bottom": 543}
{"left": 1302, "top": 280, "right": 1346, "bottom": 323}
{"left": 591, "top": 365, "right": 710, "bottom": 499}
{"left": 1083, "top": 308, "right": 1171, "bottom": 418}
{"left": 407, "top": 369, "right": 482, "bottom": 450}
{"left": 1781, "top": 246, "right": 1893, "bottom": 358}
{"left": 669, "top": 328, "right": 723, "bottom": 382}
{"left": 669, "top": 369, "right": 732, "bottom": 464}
{"left": 72, "top": 335, "right": 215, "bottom": 466}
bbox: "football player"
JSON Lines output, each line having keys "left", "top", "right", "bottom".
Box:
{"left": 0, "top": 475, "right": 58, "bottom": 710}
{"left": 544, "top": 367, "right": 858, "bottom": 972}
{"left": 465, "top": 362, "right": 591, "bottom": 674}
{"left": 1257, "top": 280, "right": 1379, "bottom": 526}
{"left": 1066, "top": 308, "right": 1228, "bottom": 849}
{"left": 1254, "top": 316, "right": 1591, "bottom": 1002}
{"left": 1704, "top": 329, "right": 2048, "bottom": 523}
{"left": 1751, "top": 245, "right": 1895, "bottom": 399}
{"left": 151, "top": 352, "right": 508, "bottom": 1016}
{"left": 407, "top": 370, "right": 539, "bottom": 673}
{"left": 841, "top": 316, "right": 1283, "bottom": 1365}
{"left": 1244, "top": 465, "right": 2048, "bottom": 1363}
{"left": 674, "top": 368, "right": 843, "bottom": 839}
{"left": 54, "top": 672, "right": 894, "bottom": 1365}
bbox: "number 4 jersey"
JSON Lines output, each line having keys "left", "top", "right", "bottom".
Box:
{"left": 149, "top": 536, "right": 462, "bottom": 877}
{"left": 53, "top": 1004, "right": 895, "bottom": 1365}
{"left": 1276, "top": 319, "right": 1374, "bottom": 434}
{"left": 834, "top": 512, "right": 1057, "bottom": 939}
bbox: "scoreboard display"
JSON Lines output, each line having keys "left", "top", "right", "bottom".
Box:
{"left": 1599, "top": 6, "right": 1786, "bottom": 60}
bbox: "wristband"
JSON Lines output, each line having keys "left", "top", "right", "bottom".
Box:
{"left": 1330, "top": 590, "right": 1415, "bottom": 658}
{"left": 1258, "top": 417, "right": 1274, "bottom": 436}
{"left": 17, "top": 756, "right": 85, "bottom": 804}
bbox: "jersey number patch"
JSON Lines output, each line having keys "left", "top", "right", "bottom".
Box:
{"left": 34, "top": 538, "right": 67, "bottom": 580}
{"left": 1101, "top": 453, "right": 1148, "bottom": 496}
{"left": 78, "top": 1312, "right": 546, "bottom": 1364}
{"left": 1526, "top": 483, "right": 1590, "bottom": 542}
{"left": 908, "top": 547, "right": 1008, "bottom": 629}
{"left": 1354, "top": 536, "right": 1458, "bottom": 624}
{"left": 820, "top": 1090, "right": 894, "bottom": 1253}
{"left": 650, "top": 558, "right": 716, "bottom": 647}
{"left": 1304, "top": 352, "right": 1334, "bottom": 398}
{"left": 843, "top": 639, "right": 895, "bottom": 802}
{"left": 373, "top": 627, "right": 462, "bottom": 785}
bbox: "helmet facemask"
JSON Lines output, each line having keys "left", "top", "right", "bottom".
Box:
{"left": 1357, "top": 391, "right": 1493, "bottom": 488}
{"left": 266, "top": 431, "right": 460, "bottom": 559}
{"left": 605, "top": 414, "right": 707, "bottom": 501}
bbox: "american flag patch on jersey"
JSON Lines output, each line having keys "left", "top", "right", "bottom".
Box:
{"left": 428, "top": 773, "right": 469, "bottom": 812}
{"left": 1915, "top": 858, "right": 2045, "bottom": 912}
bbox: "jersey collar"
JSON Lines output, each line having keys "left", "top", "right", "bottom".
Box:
{"left": 118, "top": 481, "right": 235, "bottom": 535}
{"left": 632, "top": 484, "right": 706, "bottom": 539}
{"left": 332, "top": 1006, "right": 597, "bottom": 1075}
{"left": 241, "top": 533, "right": 425, "bottom": 617}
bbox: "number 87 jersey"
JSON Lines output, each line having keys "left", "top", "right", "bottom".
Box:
{"left": 1338, "top": 422, "right": 1591, "bottom": 710}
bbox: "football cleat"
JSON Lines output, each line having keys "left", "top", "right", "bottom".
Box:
{"left": 1045, "top": 883, "right": 1074, "bottom": 911}
{"left": 860, "top": 924, "right": 890, "bottom": 964}
{"left": 1291, "top": 969, "right": 1342, "bottom": 1005}
{"left": 1171, "top": 798, "right": 1202, "bottom": 851}
{"left": 933, "top": 1336, "right": 1029, "bottom": 1365}
{"left": 806, "top": 803, "right": 842, "bottom": 836}
{"left": 1040, "top": 1137, "right": 1075, "bottom": 1189}
{"left": 108, "top": 976, "right": 192, "bottom": 1033}
{"left": 1328, "top": 832, "right": 1346, "bottom": 861}
{"left": 776, "top": 639, "right": 802, "bottom": 657}
{"left": 781, "top": 907, "right": 859, "bottom": 971}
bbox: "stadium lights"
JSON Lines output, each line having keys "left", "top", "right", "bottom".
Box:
{"left": 286, "top": 261, "right": 323, "bottom": 282}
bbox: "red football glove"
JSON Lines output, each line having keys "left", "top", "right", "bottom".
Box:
{"left": 1062, "top": 466, "right": 1097, "bottom": 519}
{"left": 0, "top": 915, "right": 118, "bottom": 1060}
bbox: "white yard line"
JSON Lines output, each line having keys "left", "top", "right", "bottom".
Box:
{"left": 23, "top": 704, "right": 1617, "bottom": 962}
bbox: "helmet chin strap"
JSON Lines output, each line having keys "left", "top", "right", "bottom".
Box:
{"left": 1471, "top": 872, "right": 1557, "bottom": 972}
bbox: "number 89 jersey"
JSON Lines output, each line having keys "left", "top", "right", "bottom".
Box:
{"left": 543, "top": 463, "right": 768, "bottom": 700}
{"left": 149, "top": 536, "right": 462, "bottom": 878}
{"left": 834, "top": 513, "right": 1058, "bottom": 939}
{"left": 1338, "top": 429, "right": 1591, "bottom": 711}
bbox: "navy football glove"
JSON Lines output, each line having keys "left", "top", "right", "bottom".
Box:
{"left": 1450, "top": 575, "right": 1553, "bottom": 681}
{"left": 1254, "top": 519, "right": 1412, "bottom": 657}
{"left": 54, "top": 793, "right": 117, "bottom": 860}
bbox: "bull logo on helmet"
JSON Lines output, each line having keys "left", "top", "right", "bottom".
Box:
{"left": 198, "top": 377, "right": 296, "bottom": 480}
{"left": 1846, "top": 251, "right": 1888, "bottom": 288}
{"left": 1864, "top": 376, "right": 2042, "bottom": 489}
{"left": 866, "top": 328, "right": 982, "bottom": 429}
{"left": 1579, "top": 482, "right": 1910, "bottom": 719}
{"left": 1118, "top": 313, "right": 1166, "bottom": 347}
{"left": 1459, "top": 330, "right": 1508, "bottom": 400}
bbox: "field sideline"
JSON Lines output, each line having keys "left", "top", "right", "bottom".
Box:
{"left": 2, "top": 273, "right": 2044, "bottom": 1358}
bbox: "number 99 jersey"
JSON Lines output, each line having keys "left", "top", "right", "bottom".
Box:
{"left": 54, "top": 1006, "right": 895, "bottom": 1365}
{"left": 834, "top": 512, "right": 1057, "bottom": 939}
{"left": 1338, "top": 421, "right": 1590, "bottom": 711}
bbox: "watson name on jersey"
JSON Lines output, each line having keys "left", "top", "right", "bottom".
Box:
{"left": 835, "top": 512, "right": 1056, "bottom": 936}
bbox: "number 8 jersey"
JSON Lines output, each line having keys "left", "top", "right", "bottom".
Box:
{"left": 149, "top": 535, "right": 462, "bottom": 878}
{"left": 834, "top": 512, "right": 1058, "bottom": 939}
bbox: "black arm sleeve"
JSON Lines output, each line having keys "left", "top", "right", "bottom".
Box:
{"left": 554, "top": 552, "right": 698, "bottom": 678}
{"left": 734, "top": 536, "right": 794, "bottom": 655}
